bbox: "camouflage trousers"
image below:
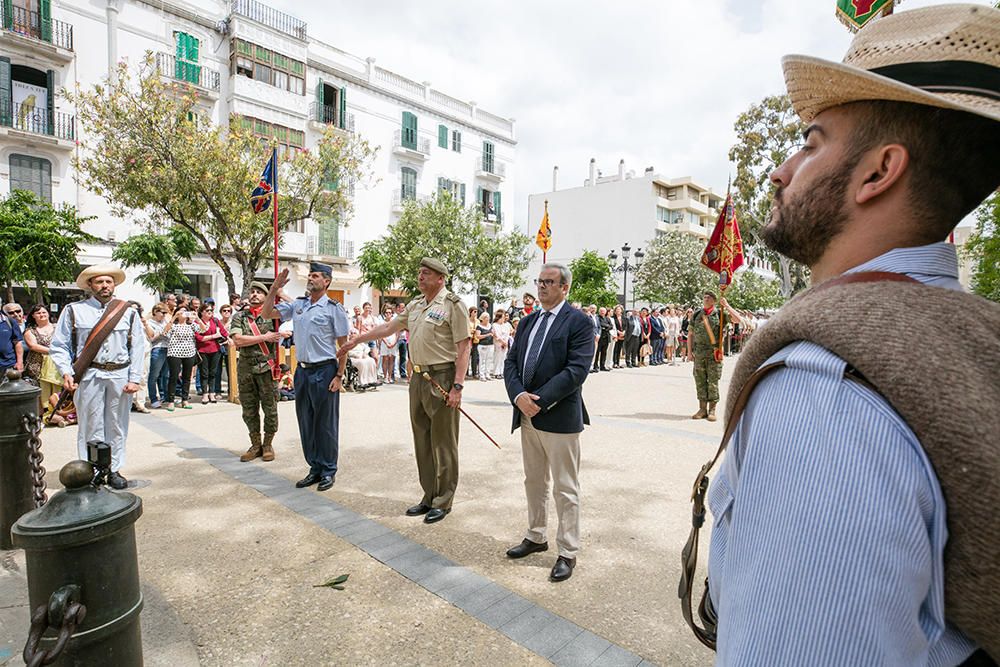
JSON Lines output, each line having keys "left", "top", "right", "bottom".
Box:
{"left": 238, "top": 366, "right": 278, "bottom": 435}
{"left": 692, "top": 352, "right": 722, "bottom": 403}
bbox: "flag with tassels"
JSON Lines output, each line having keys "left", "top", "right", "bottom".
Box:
{"left": 836, "top": 0, "right": 897, "bottom": 32}
{"left": 536, "top": 200, "right": 552, "bottom": 262}
{"left": 700, "top": 189, "right": 744, "bottom": 291}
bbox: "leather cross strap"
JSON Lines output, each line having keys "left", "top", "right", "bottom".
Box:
{"left": 678, "top": 270, "right": 920, "bottom": 651}
{"left": 700, "top": 310, "right": 716, "bottom": 346}
{"left": 246, "top": 316, "right": 281, "bottom": 380}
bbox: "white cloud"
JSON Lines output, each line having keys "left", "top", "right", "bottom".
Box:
{"left": 272, "top": 0, "right": 992, "bottom": 230}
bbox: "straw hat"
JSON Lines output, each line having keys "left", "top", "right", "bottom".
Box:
{"left": 783, "top": 4, "right": 1000, "bottom": 123}
{"left": 76, "top": 263, "right": 126, "bottom": 292}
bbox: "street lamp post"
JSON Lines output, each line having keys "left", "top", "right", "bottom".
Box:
{"left": 608, "top": 243, "right": 644, "bottom": 309}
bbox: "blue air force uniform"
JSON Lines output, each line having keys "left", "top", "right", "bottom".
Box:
{"left": 274, "top": 272, "right": 350, "bottom": 479}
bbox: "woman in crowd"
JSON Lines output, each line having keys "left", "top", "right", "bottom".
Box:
{"left": 378, "top": 304, "right": 399, "bottom": 383}
{"left": 491, "top": 309, "right": 512, "bottom": 379}
{"left": 475, "top": 313, "right": 494, "bottom": 381}
{"left": 143, "top": 303, "right": 172, "bottom": 409}
{"left": 665, "top": 307, "right": 680, "bottom": 366}
{"left": 22, "top": 304, "right": 61, "bottom": 413}
{"left": 468, "top": 307, "right": 479, "bottom": 380}
{"left": 215, "top": 303, "right": 234, "bottom": 397}
{"left": 612, "top": 304, "right": 626, "bottom": 368}
{"left": 195, "top": 303, "right": 228, "bottom": 403}
{"left": 165, "top": 307, "right": 203, "bottom": 411}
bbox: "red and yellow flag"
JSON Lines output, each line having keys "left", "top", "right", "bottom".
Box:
{"left": 700, "top": 191, "right": 744, "bottom": 291}
{"left": 536, "top": 201, "right": 552, "bottom": 255}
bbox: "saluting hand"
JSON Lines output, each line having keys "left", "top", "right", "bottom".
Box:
{"left": 273, "top": 267, "right": 290, "bottom": 291}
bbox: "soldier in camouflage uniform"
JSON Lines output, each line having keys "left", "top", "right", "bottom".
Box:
{"left": 687, "top": 292, "right": 742, "bottom": 422}
{"left": 230, "top": 281, "right": 290, "bottom": 461}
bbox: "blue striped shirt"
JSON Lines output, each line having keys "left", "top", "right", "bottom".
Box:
{"left": 707, "top": 242, "right": 978, "bottom": 666}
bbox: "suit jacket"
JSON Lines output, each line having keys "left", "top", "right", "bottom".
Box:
{"left": 598, "top": 315, "right": 612, "bottom": 337}
{"left": 504, "top": 303, "right": 594, "bottom": 434}
{"left": 650, "top": 315, "right": 664, "bottom": 335}
{"left": 624, "top": 315, "right": 640, "bottom": 341}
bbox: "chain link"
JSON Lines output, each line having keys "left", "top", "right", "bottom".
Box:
{"left": 23, "top": 599, "right": 86, "bottom": 667}
{"left": 22, "top": 414, "right": 47, "bottom": 508}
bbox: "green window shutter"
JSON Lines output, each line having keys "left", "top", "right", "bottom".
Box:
{"left": 0, "top": 58, "right": 11, "bottom": 127}
{"left": 189, "top": 35, "right": 201, "bottom": 84}
{"left": 45, "top": 70, "right": 54, "bottom": 135}
{"left": 460, "top": 183, "right": 466, "bottom": 207}
{"left": 39, "top": 0, "right": 52, "bottom": 42}
{"left": 438, "top": 124, "right": 448, "bottom": 148}
{"left": 437, "top": 177, "right": 445, "bottom": 195}
{"left": 493, "top": 191, "right": 502, "bottom": 222}
{"left": 483, "top": 141, "right": 494, "bottom": 173}
{"left": 402, "top": 111, "right": 417, "bottom": 149}
{"left": 175, "top": 32, "right": 185, "bottom": 81}
{"left": 2, "top": 1, "right": 11, "bottom": 31}
{"left": 338, "top": 87, "right": 346, "bottom": 129}
{"left": 401, "top": 167, "right": 416, "bottom": 200}
{"left": 476, "top": 186, "right": 483, "bottom": 213}
{"left": 315, "top": 78, "right": 324, "bottom": 121}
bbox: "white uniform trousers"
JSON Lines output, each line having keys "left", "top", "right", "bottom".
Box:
{"left": 520, "top": 417, "right": 581, "bottom": 558}
{"left": 75, "top": 371, "right": 132, "bottom": 472}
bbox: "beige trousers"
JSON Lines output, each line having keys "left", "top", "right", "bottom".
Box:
{"left": 520, "top": 418, "right": 581, "bottom": 558}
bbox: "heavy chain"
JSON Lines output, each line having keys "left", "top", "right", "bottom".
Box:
{"left": 22, "top": 414, "right": 47, "bottom": 508}
{"left": 23, "top": 598, "right": 86, "bottom": 667}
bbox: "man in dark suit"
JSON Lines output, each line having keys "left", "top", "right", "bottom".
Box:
{"left": 503, "top": 262, "right": 594, "bottom": 582}
{"left": 624, "top": 309, "right": 641, "bottom": 367}
{"left": 649, "top": 307, "right": 665, "bottom": 365}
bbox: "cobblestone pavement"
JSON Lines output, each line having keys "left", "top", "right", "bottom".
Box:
{"left": 1, "top": 357, "right": 736, "bottom": 666}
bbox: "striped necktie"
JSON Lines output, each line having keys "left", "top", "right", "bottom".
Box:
{"left": 522, "top": 311, "right": 551, "bottom": 386}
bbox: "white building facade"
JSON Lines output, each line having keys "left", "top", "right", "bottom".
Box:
{"left": 526, "top": 159, "right": 773, "bottom": 306}
{"left": 0, "top": 0, "right": 515, "bottom": 309}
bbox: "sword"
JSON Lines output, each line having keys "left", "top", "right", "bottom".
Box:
{"left": 421, "top": 372, "right": 501, "bottom": 450}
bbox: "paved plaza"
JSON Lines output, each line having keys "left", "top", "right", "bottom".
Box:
{"left": 0, "top": 359, "right": 737, "bottom": 666}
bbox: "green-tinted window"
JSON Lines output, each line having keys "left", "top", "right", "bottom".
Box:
{"left": 289, "top": 129, "right": 304, "bottom": 147}
{"left": 438, "top": 124, "right": 448, "bottom": 148}
{"left": 236, "top": 39, "right": 253, "bottom": 56}
{"left": 401, "top": 167, "right": 417, "bottom": 200}
{"left": 273, "top": 53, "right": 289, "bottom": 70}
{"left": 254, "top": 118, "right": 270, "bottom": 135}
{"left": 274, "top": 126, "right": 288, "bottom": 143}
{"left": 174, "top": 32, "right": 201, "bottom": 84}
{"left": 255, "top": 45, "right": 270, "bottom": 62}
{"left": 290, "top": 60, "right": 305, "bottom": 76}
{"left": 401, "top": 111, "right": 417, "bottom": 149}
{"left": 451, "top": 130, "right": 461, "bottom": 153}
{"left": 482, "top": 141, "right": 495, "bottom": 173}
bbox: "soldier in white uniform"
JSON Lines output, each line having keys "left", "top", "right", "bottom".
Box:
{"left": 50, "top": 265, "right": 145, "bottom": 489}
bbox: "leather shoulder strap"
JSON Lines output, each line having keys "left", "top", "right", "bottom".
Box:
{"left": 72, "top": 299, "right": 129, "bottom": 383}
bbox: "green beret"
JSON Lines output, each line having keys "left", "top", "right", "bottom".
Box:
{"left": 420, "top": 257, "right": 449, "bottom": 277}
{"left": 249, "top": 281, "right": 269, "bottom": 294}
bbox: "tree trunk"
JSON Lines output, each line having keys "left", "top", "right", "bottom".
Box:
{"left": 33, "top": 276, "right": 44, "bottom": 304}
{"left": 3, "top": 273, "right": 13, "bottom": 303}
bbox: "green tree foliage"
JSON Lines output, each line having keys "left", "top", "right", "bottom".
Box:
{"left": 67, "top": 55, "right": 376, "bottom": 296}
{"left": 112, "top": 226, "right": 199, "bottom": 295}
{"left": 964, "top": 192, "right": 1000, "bottom": 303}
{"left": 0, "top": 190, "right": 95, "bottom": 302}
{"left": 729, "top": 94, "right": 810, "bottom": 296}
{"left": 356, "top": 193, "right": 531, "bottom": 299}
{"left": 633, "top": 231, "right": 717, "bottom": 308}
{"left": 725, "top": 269, "right": 786, "bottom": 312}
{"left": 567, "top": 250, "right": 617, "bottom": 306}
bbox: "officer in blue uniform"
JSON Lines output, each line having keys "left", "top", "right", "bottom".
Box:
{"left": 262, "top": 262, "right": 350, "bottom": 491}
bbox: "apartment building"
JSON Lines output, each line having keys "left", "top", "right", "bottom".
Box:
{"left": 0, "top": 0, "right": 516, "bottom": 307}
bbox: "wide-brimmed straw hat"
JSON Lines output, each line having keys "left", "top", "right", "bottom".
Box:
{"left": 783, "top": 4, "right": 1000, "bottom": 123}
{"left": 76, "top": 264, "right": 126, "bottom": 292}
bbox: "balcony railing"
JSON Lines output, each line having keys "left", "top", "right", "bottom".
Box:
{"left": 1, "top": 2, "right": 73, "bottom": 50}
{"left": 309, "top": 102, "right": 354, "bottom": 133}
{"left": 478, "top": 157, "right": 506, "bottom": 178}
{"left": 155, "top": 52, "right": 221, "bottom": 92}
{"left": 392, "top": 130, "right": 430, "bottom": 156}
{"left": 316, "top": 237, "right": 354, "bottom": 260}
{"left": 1, "top": 97, "right": 74, "bottom": 140}
{"left": 479, "top": 205, "right": 502, "bottom": 225}
{"left": 392, "top": 189, "right": 431, "bottom": 209}
{"left": 230, "top": 0, "right": 306, "bottom": 40}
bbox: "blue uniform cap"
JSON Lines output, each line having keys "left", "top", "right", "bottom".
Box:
{"left": 310, "top": 261, "right": 333, "bottom": 277}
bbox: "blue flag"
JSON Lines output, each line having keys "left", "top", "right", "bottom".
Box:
{"left": 250, "top": 150, "right": 277, "bottom": 214}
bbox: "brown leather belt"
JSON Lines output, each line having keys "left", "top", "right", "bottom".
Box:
{"left": 90, "top": 361, "right": 129, "bottom": 371}
{"left": 412, "top": 362, "right": 454, "bottom": 374}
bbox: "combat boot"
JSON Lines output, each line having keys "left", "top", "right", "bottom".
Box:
{"left": 262, "top": 432, "right": 276, "bottom": 462}
{"left": 707, "top": 402, "right": 718, "bottom": 422}
{"left": 240, "top": 433, "right": 263, "bottom": 462}
{"left": 692, "top": 402, "right": 708, "bottom": 419}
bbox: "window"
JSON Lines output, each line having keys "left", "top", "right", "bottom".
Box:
{"left": 174, "top": 32, "right": 201, "bottom": 84}
{"left": 656, "top": 206, "right": 671, "bottom": 223}
{"left": 482, "top": 140, "right": 495, "bottom": 173}
{"left": 401, "top": 167, "right": 417, "bottom": 201}
{"left": 438, "top": 125, "right": 448, "bottom": 149}
{"left": 437, "top": 177, "right": 465, "bottom": 206}
{"left": 451, "top": 130, "right": 462, "bottom": 153}
{"left": 401, "top": 111, "right": 417, "bottom": 149}
{"left": 10, "top": 154, "right": 52, "bottom": 203}
{"left": 238, "top": 115, "right": 305, "bottom": 155}
{"left": 230, "top": 39, "right": 305, "bottom": 95}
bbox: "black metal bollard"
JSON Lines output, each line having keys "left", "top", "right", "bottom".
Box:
{"left": 0, "top": 369, "right": 43, "bottom": 550}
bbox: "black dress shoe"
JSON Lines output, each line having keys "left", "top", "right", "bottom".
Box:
{"left": 506, "top": 538, "right": 548, "bottom": 559}
{"left": 405, "top": 503, "right": 431, "bottom": 516}
{"left": 317, "top": 476, "right": 334, "bottom": 491}
{"left": 550, "top": 556, "right": 576, "bottom": 582}
{"left": 423, "top": 508, "right": 450, "bottom": 523}
{"left": 589, "top": 368, "right": 599, "bottom": 374}
{"left": 295, "top": 473, "right": 321, "bottom": 488}
{"left": 107, "top": 472, "right": 128, "bottom": 490}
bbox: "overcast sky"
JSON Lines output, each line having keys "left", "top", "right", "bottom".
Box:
{"left": 271, "top": 0, "right": 990, "bottom": 232}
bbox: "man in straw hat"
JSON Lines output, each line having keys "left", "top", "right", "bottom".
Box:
{"left": 694, "top": 4, "right": 1000, "bottom": 664}
{"left": 50, "top": 264, "right": 145, "bottom": 490}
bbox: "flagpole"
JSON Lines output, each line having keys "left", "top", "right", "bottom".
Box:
{"left": 272, "top": 147, "right": 279, "bottom": 280}
{"left": 543, "top": 200, "right": 548, "bottom": 263}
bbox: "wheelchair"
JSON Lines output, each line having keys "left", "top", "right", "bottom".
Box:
{"left": 343, "top": 356, "right": 376, "bottom": 393}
